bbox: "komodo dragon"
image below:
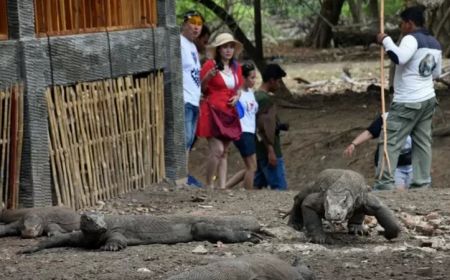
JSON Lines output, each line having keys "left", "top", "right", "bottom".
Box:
{"left": 20, "top": 212, "right": 261, "bottom": 253}
{"left": 286, "top": 169, "right": 401, "bottom": 244}
{"left": 0, "top": 207, "right": 80, "bottom": 238}
{"left": 167, "top": 253, "right": 315, "bottom": 280}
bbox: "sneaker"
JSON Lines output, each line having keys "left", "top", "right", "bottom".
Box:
{"left": 187, "top": 175, "right": 203, "bottom": 188}
{"left": 409, "top": 183, "right": 431, "bottom": 190}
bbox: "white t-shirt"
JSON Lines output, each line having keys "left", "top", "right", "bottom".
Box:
{"left": 238, "top": 88, "right": 259, "bottom": 133}
{"left": 180, "top": 35, "right": 201, "bottom": 106}
{"left": 382, "top": 30, "right": 442, "bottom": 103}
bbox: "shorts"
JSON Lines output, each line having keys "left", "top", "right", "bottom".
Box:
{"left": 185, "top": 103, "right": 199, "bottom": 150}
{"left": 253, "top": 157, "right": 287, "bottom": 190}
{"left": 234, "top": 132, "right": 256, "bottom": 157}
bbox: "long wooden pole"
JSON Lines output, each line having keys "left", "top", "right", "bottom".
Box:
{"left": 379, "top": 0, "right": 391, "bottom": 178}
{"left": 7, "top": 85, "right": 19, "bottom": 209}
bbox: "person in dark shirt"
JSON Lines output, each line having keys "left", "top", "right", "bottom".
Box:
{"left": 253, "top": 64, "right": 289, "bottom": 190}
{"left": 344, "top": 113, "right": 412, "bottom": 190}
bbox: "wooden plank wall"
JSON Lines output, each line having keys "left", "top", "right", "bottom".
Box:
{"left": 0, "top": 84, "right": 24, "bottom": 209}
{"left": 34, "top": 0, "right": 158, "bottom": 37}
{"left": 46, "top": 73, "right": 165, "bottom": 209}
{"left": 0, "top": 0, "right": 7, "bottom": 40}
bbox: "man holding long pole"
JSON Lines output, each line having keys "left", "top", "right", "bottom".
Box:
{"left": 374, "top": 5, "right": 442, "bottom": 190}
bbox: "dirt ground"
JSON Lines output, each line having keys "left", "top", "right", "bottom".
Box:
{"left": 1, "top": 48, "right": 450, "bottom": 279}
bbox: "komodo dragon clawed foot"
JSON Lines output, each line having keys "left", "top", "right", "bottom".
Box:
{"left": 308, "top": 232, "right": 334, "bottom": 244}
{"left": 101, "top": 238, "right": 127, "bottom": 251}
{"left": 248, "top": 232, "right": 264, "bottom": 243}
{"left": 347, "top": 223, "right": 369, "bottom": 236}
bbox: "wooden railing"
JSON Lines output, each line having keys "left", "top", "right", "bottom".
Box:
{"left": 34, "top": 0, "right": 158, "bottom": 37}
{"left": 0, "top": 0, "right": 7, "bottom": 40}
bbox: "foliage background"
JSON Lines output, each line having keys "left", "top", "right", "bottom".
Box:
{"left": 176, "top": 0, "right": 405, "bottom": 40}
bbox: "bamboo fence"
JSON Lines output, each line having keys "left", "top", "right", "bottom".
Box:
{"left": 46, "top": 72, "right": 165, "bottom": 209}
{"left": 0, "top": 84, "right": 24, "bottom": 209}
{"left": 34, "top": 0, "right": 158, "bottom": 37}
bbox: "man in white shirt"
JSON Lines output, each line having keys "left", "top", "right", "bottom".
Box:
{"left": 375, "top": 6, "right": 442, "bottom": 190}
{"left": 180, "top": 11, "right": 204, "bottom": 187}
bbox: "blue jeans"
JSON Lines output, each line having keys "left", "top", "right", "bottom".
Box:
{"left": 253, "top": 157, "right": 287, "bottom": 190}
{"left": 394, "top": 165, "right": 412, "bottom": 188}
{"left": 185, "top": 103, "right": 199, "bottom": 150}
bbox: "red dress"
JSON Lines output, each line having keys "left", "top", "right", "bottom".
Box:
{"left": 197, "top": 59, "right": 243, "bottom": 138}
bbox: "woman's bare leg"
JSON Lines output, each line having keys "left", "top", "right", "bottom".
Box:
{"left": 217, "top": 140, "right": 231, "bottom": 189}
{"left": 242, "top": 154, "right": 257, "bottom": 190}
{"left": 206, "top": 137, "right": 225, "bottom": 189}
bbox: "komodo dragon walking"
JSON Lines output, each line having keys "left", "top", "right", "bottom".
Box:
{"left": 0, "top": 207, "right": 80, "bottom": 238}
{"left": 286, "top": 169, "right": 401, "bottom": 244}
{"left": 167, "top": 253, "right": 315, "bottom": 280}
{"left": 20, "top": 212, "right": 261, "bottom": 253}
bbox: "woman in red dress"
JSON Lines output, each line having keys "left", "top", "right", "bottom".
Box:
{"left": 197, "top": 33, "right": 244, "bottom": 189}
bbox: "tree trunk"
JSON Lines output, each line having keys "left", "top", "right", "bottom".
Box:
{"left": 347, "top": 0, "right": 362, "bottom": 23}
{"left": 195, "top": 0, "right": 266, "bottom": 71}
{"left": 196, "top": 0, "right": 294, "bottom": 99}
{"left": 427, "top": 1, "right": 450, "bottom": 57}
{"left": 305, "top": 0, "right": 346, "bottom": 48}
{"left": 368, "top": 0, "right": 379, "bottom": 19}
{"left": 367, "top": 0, "right": 379, "bottom": 29}
{"left": 254, "top": 0, "right": 263, "bottom": 62}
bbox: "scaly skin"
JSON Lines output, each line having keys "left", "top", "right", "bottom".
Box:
{"left": 167, "top": 254, "right": 315, "bottom": 280}
{"left": 20, "top": 213, "right": 262, "bottom": 253}
{"left": 288, "top": 169, "right": 401, "bottom": 243}
{"left": 0, "top": 207, "right": 80, "bottom": 238}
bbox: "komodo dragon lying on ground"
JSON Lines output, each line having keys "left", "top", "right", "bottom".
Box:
{"left": 167, "top": 253, "right": 315, "bottom": 280}
{"left": 0, "top": 207, "right": 80, "bottom": 238}
{"left": 286, "top": 169, "right": 401, "bottom": 244}
{"left": 20, "top": 212, "right": 261, "bottom": 253}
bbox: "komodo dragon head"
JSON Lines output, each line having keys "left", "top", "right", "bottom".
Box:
{"left": 80, "top": 213, "right": 107, "bottom": 234}
{"left": 21, "top": 214, "right": 44, "bottom": 238}
{"left": 323, "top": 187, "right": 355, "bottom": 223}
{"left": 321, "top": 169, "right": 366, "bottom": 224}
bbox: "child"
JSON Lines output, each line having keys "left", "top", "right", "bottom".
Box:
{"left": 225, "top": 61, "right": 259, "bottom": 190}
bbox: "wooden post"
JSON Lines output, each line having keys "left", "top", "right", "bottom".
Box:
{"left": 7, "top": 85, "right": 20, "bottom": 209}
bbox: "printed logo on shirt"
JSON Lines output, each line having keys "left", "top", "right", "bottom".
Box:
{"left": 191, "top": 68, "right": 200, "bottom": 88}
{"left": 246, "top": 100, "right": 258, "bottom": 114}
{"left": 418, "top": 53, "right": 436, "bottom": 77}
{"left": 191, "top": 51, "right": 198, "bottom": 65}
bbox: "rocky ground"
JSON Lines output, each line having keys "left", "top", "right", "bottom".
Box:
{"left": 2, "top": 185, "right": 450, "bottom": 279}
{"left": 1, "top": 47, "right": 450, "bottom": 279}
